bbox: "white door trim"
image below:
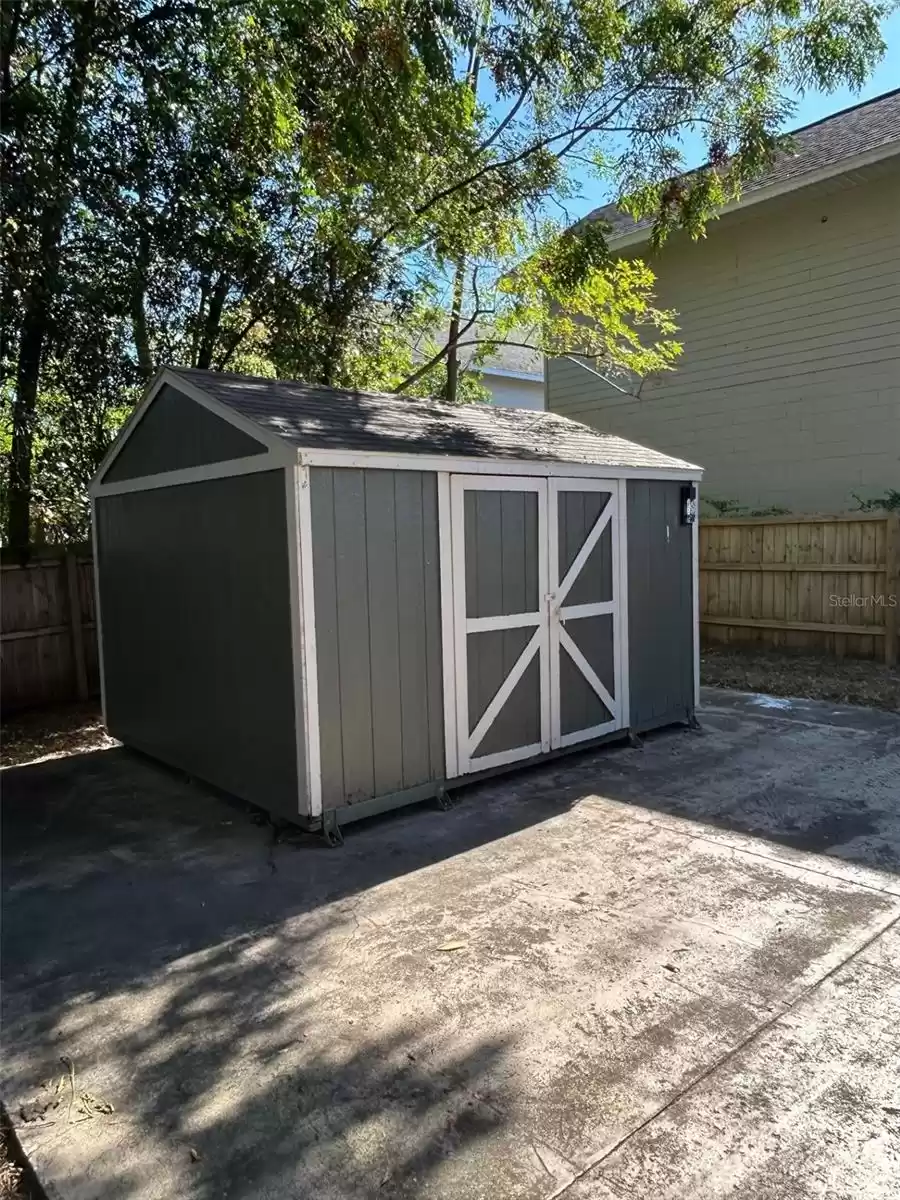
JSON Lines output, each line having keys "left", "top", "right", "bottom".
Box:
{"left": 442, "top": 473, "right": 630, "bottom": 778}
{"left": 449, "top": 474, "right": 550, "bottom": 775}
{"left": 559, "top": 626, "right": 617, "bottom": 718}
{"left": 549, "top": 478, "right": 623, "bottom": 747}
{"left": 467, "top": 629, "right": 541, "bottom": 757}
{"left": 467, "top": 611, "right": 542, "bottom": 633}
{"left": 556, "top": 500, "right": 614, "bottom": 606}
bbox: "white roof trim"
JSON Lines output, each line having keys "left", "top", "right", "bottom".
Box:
{"left": 608, "top": 139, "right": 900, "bottom": 251}
{"left": 92, "top": 366, "right": 702, "bottom": 489}
{"left": 477, "top": 365, "right": 544, "bottom": 382}
{"left": 90, "top": 367, "right": 294, "bottom": 490}
{"left": 297, "top": 446, "right": 703, "bottom": 479}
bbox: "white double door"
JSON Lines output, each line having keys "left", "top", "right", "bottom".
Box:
{"left": 449, "top": 474, "right": 625, "bottom": 776}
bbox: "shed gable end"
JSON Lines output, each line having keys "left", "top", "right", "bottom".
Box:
{"left": 103, "top": 384, "right": 268, "bottom": 482}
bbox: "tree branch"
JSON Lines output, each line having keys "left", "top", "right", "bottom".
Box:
{"left": 391, "top": 309, "right": 483, "bottom": 394}
{"left": 382, "top": 84, "right": 645, "bottom": 248}
{"left": 477, "top": 69, "right": 538, "bottom": 153}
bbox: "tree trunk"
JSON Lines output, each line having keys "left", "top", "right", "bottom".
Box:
{"left": 443, "top": 16, "right": 482, "bottom": 406}
{"left": 444, "top": 257, "right": 466, "bottom": 403}
{"left": 195, "top": 273, "right": 229, "bottom": 369}
{"left": 130, "top": 215, "right": 154, "bottom": 380}
{"left": 7, "top": 0, "right": 96, "bottom": 547}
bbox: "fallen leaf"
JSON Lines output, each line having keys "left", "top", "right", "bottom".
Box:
{"left": 436, "top": 941, "right": 467, "bottom": 952}
{"left": 78, "top": 1091, "right": 114, "bottom": 1116}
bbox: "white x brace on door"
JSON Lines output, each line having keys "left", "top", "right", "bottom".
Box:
{"left": 446, "top": 474, "right": 625, "bottom": 776}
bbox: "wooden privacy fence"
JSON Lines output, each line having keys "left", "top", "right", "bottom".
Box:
{"left": 1, "top": 547, "right": 100, "bottom": 714}
{"left": 2, "top": 514, "right": 897, "bottom": 712}
{"left": 700, "top": 514, "right": 900, "bottom": 665}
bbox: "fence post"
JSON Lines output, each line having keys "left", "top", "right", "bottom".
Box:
{"left": 66, "top": 549, "right": 90, "bottom": 700}
{"left": 885, "top": 514, "right": 900, "bottom": 668}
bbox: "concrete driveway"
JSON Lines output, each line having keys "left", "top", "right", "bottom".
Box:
{"left": 3, "top": 689, "right": 899, "bottom": 1200}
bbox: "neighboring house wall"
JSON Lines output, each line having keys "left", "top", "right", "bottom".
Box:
{"left": 480, "top": 371, "right": 545, "bottom": 410}
{"left": 547, "top": 163, "right": 900, "bottom": 513}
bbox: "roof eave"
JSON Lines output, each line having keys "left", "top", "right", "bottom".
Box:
{"left": 477, "top": 365, "right": 545, "bottom": 382}
{"left": 607, "top": 139, "right": 900, "bottom": 252}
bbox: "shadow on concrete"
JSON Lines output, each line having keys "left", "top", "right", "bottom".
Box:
{"left": 1, "top": 743, "right": 585, "bottom": 1017}
{"left": 8, "top": 920, "right": 514, "bottom": 1198}
{"left": 3, "top": 696, "right": 899, "bottom": 1196}
{"left": 4, "top": 697, "right": 899, "bottom": 1018}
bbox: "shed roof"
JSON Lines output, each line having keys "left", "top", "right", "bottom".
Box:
{"left": 171, "top": 367, "right": 700, "bottom": 473}
{"left": 587, "top": 87, "right": 900, "bottom": 246}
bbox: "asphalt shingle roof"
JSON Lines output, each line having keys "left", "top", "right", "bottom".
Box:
{"left": 172, "top": 367, "right": 701, "bottom": 472}
{"left": 588, "top": 88, "right": 900, "bottom": 243}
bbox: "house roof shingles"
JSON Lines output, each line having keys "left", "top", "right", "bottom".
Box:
{"left": 172, "top": 367, "right": 701, "bottom": 472}
{"left": 589, "top": 87, "right": 900, "bottom": 243}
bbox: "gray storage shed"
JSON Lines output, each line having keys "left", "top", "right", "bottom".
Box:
{"left": 90, "top": 367, "right": 703, "bottom": 839}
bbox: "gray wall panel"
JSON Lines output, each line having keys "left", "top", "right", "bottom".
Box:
{"left": 560, "top": 649, "right": 611, "bottom": 733}
{"left": 558, "top": 491, "right": 613, "bottom": 607}
{"left": 311, "top": 468, "right": 444, "bottom": 809}
{"left": 561, "top": 614, "right": 614, "bottom": 734}
{"left": 332, "top": 469, "right": 377, "bottom": 804}
{"left": 308, "top": 472, "right": 345, "bottom": 803}
{"left": 394, "top": 471, "right": 438, "bottom": 789}
{"left": 420, "top": 478, "right": 445, "bottom": 777}
{"left": 103, "top": 385, "right": 266, "bottom": 482}
{"left": 96, "top": 469, "right": 301, "bottom": 818}
{"left": 465, "top": 491, "right": 539, "bottom": 617}
{"left": 474, "top": 654, "right": 541, "bottom": 758}
{"left": 626, "top": 479, "right": 694, "bottom": 730}
{"left": 467, "top": 626, "right": 535, "bottom": 730}
{"left": 365, "top": 472, "right": 404, "bottom": 795}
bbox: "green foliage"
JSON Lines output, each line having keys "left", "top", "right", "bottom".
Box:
{"left": 1, "top": 0, "right": 890, "bottom": 539}
{"left": 702, "top": 496, "right": 791, "bottom": 517}
{"left": 852, "top": 490, "right": 900, "bottom": 513}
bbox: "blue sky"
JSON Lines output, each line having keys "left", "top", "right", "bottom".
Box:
{"left": 568, "top": 8, "right": 900, "bottom": 220}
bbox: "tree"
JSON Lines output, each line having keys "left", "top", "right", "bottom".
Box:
{"left": 1, "top": 0, "right": 889, "bottom": 542}
{"left": 380, "top": 0, "right": 891, "bottom": 400}
{"left": 2, "top": 0, "right": 473, "bottom": 542}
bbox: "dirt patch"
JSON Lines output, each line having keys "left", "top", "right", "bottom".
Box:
{"left": 702, "top": 646, "right": 899, "bottom": 713}
{"left": 1, "top": 702, "right": 116, "bottom": 769}
{"left": 0, "top": 1123, "right": 34, "bottom": 1200}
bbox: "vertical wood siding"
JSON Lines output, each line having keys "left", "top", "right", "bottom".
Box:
{"left": 95, "top": 470, "right": 301, "bottom": 819}
{"left": 310, "top": 468, "right": 444, "bottom": 809}
{"left": 627, "top": 480, "right": 694, "bottom": 730}
{"left": 547, "top": 166, "right": 900, "bottom": 513}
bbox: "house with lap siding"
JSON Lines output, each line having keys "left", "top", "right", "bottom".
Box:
{"left": 546, "top": 88, "right": 900, "bottom": 514}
